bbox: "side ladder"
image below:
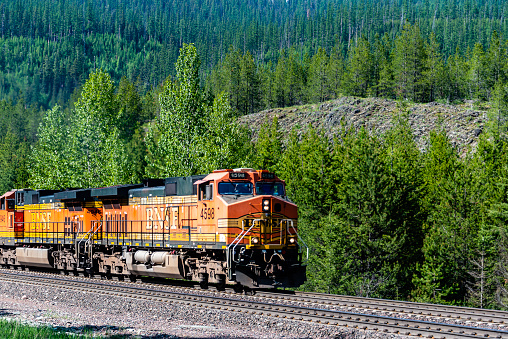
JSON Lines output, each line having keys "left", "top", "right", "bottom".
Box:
{"left": 75, "top": 220, "right": 102, "bottom": 270}
{"left": 226, "top": 219, "right": 260, "bottom": 281}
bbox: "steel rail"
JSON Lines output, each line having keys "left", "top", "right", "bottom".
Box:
{"left": 255, "top": 290, "right": 508, "bottom": 325}
{"left": 0, "top": 272, "right": 507, "bottom": 338}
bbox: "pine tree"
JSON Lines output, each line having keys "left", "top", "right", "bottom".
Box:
{"left": 421, "top": 32, "right": 446, "bottom": 102}
{"left": 371, "top": 33, "right": 393, "bottom": 98}
{"left": 306, "top": 47, "right": 330, "bottom": 103}
{"left": 392, "top": 23, "right": 426, "bottom": 101}
{"left": 414, "top": 130, "right": 482, "bottom": 304}
{"left": 326, "top": 48, "right": 345, "bottom": 99}
{"left": 447, "top": 48, "right": 468, "bottom": 103}
{"left": 253, "top": 116, "right": 282, "bottom": 172}
{"left": 490, "top": 81, "right": 508, "bottom": 136}
{"left": 239, "top": 51, "right": 261, "bottom": 114}
{"left": 467, "top": 43, "right": 488, "bottom": 100}
{"left": 344, "top": 36, "right": 373, "bottom": 97}
{"left": 486, "top": 31, "right": 507, "bottom": 93}
{"left": 0, "top": 132, "right": 29, "bottom": 193}
{"left": 115, "top": 76, "right": 142, "bottom": 140}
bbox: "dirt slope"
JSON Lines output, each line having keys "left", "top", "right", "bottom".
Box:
{"left": 239, "top": 97, "right": 488, "bottom": 156}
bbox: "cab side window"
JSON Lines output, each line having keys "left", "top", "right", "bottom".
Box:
{"left": 199, "top": 183, "right": 214, "bottom": 201}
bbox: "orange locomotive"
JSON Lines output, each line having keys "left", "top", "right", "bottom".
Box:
{"left": 0, "top": 169, "right": 306, "bottom": 289}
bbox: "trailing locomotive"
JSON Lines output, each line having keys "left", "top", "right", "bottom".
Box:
{"left": 0, "top": 169, "right": 306, "bottom": 289}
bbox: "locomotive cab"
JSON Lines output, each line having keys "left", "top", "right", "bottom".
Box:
{"left": 196, "top": 168, "right": 306, "bottom": 288}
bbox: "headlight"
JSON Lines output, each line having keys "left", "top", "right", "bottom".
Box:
{"left": 288, "top": 237, "right": 296, "bottom": 244}
{"left": 262, "top": 199, "right": 270, "bottom": 212}
{"left": 251, "top": 237, "right": 260, "bottom": 244}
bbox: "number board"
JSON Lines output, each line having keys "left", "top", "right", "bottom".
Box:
{"left": 261, "top": 172, "right": 275, "bottom": 179}
{"left": 229, "top": 172, "right": 247, "bottom": 179}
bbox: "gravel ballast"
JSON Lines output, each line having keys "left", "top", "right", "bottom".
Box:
{"left": 0, "top": 272, "right": 406, "bottom": 338}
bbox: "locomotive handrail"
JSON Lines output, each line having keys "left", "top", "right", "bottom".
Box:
{"left": 285, "top": 219, "right": 309, "bottom": 262}
{"left": 77, "top": 221, "right": 98, "bottom": 244}
{"left": 226, "top": 219, "right": 261, "bottom": 281}
{"left": 229, "top": 219, "right": 261, "bottom": 259}
{"left": 75, "top": 220, "right": 102, "bottom": 269}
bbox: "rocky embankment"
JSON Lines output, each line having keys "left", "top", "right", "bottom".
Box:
{"left": 240, "top": 97, "right": 489, "bottom": 156}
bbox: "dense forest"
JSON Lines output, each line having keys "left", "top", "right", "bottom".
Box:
{"left": 1, "top": 0, "right": 508, "bottom": 309}
{"left": 0, "top": 0, "right": 508, "bottom": 109}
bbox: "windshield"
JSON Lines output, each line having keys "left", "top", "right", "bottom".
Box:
{"left": 218, "top": 182, "right": 253, "bottom": 195}
{"left": 256, "top": 182, "right": 285, "bottom": 196}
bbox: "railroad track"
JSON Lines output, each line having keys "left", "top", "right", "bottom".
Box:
{"left": 257, "top": 291, "right": 508, "bottom": 325}
{"left": 1, "top": 271, "right": 507, "bottom": 338}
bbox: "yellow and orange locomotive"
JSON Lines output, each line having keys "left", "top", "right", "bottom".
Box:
{"left": 0, "top": 169, "right": 306, "bottom": 289}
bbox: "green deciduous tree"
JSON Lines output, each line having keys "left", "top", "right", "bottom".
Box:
{"left": 29, "top": 106, "right": 71, "bottom": 189}
{"left": 198, "top": 92, "right": 250, "bottom": 172}
{"left": 68, "top": 69, "right": 128, "bottom": 187}
{"left": 145, "top": 43, "right": 205, "bottom": 178}
{"left": 146, "top": 43, "right": 249, "bottom": 178}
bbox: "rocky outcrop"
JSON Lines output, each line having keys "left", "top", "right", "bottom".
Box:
{"left": 239, "top": 97, "right": 489, "bottom": 156}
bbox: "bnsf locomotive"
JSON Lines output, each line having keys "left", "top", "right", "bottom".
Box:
{"left": 0, "top": 169, "right": 306, "bottom": 289}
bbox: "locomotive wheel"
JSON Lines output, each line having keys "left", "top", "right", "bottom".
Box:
{"left": 129, "top": 275, "right": 137, "bottom": 282}
{"left": 216, "top": 274, "right": 226, "bottom": 291}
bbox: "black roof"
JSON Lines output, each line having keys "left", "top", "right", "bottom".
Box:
{"left": 91, "top": 184, "right": 143, "bottom": 198}
{"left": 54, "top": 189, "right": 92, "bottom": 201}
{"left": 21, "top": 190, "right": 61, "bottom": 205}
{"left": 128, "top": 175, "right": 206, "bottom": 198}
{"left": 165, "top": 175, "right": 206, "bottom": 196}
